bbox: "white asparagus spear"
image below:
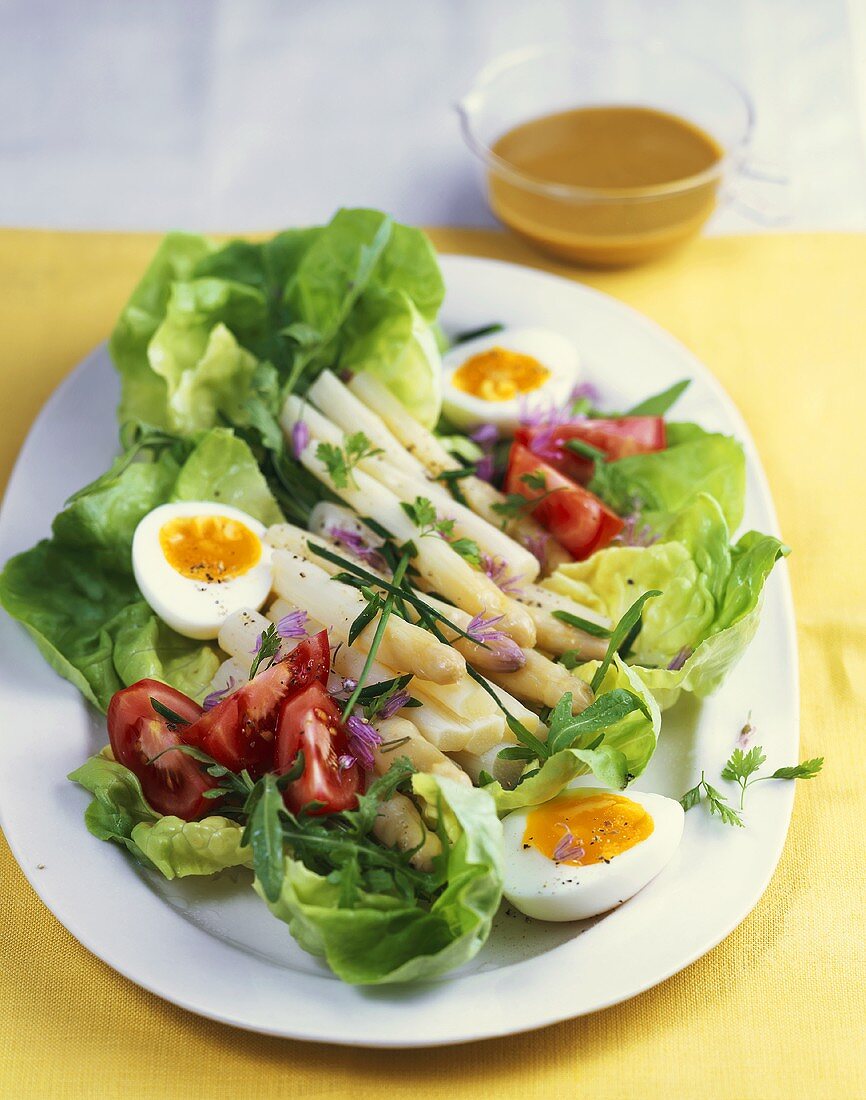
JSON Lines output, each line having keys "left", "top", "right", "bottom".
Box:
{"left": 267, "top": 520, "right": 592, "bottom": 715}
{"left": 370, "top": 791, "right": 441, "bottom": 871}
{"left": 279, "top": 400, "right": 536, "bottom": 646}
{"left": 347, "top": 371, "right": 573, "bottom": 571}
{"left": 203, "top": 655, "right": 251, "bottom": 702}
{"left": 307, "top": 370, "right": 429, "bottom": 480}
{"left": 300, "top": 378, "right": 541, "bottom": 581}
{"left": 217, "top": 608, "right": 272, "bottom": 662}
{"left": 486, "top": 648, "right": 594, "bottom": 713}
{"left": 371, "top": 717, "right": 471, "bottom": 787}
{"left": 518, "top": 582, "right": 610, "bottom": 659}
{"left": 267, "top": 520, "right": 524, "bottom": 676}
{"left": 271, "top": 550, "right": 464, "bottom": 685}
{"left": 318, "top": 623, "right": 506, "bottom": 752}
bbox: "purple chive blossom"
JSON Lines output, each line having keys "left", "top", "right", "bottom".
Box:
{"left": 613, "top": 512, "right": 659, "bottom": 548}
{"left": 276, "top": 608, "right": 309, "bottom": 639}
{"left": 668, "top": 647, "right": 692, "bottom": 671}
{"left": 291, "top": 419, "right": 310, "bottom": 458}
{"left": 251, "top": 632, "right": 263, "bottom": 655}
{"left": 481, "top": 553, "right": 524, "bottom": 597}
{"left": 475, "top": 454, "right": 495, "bottom": 482}
{"left": 328, "top": 525, "right": 386, "bottom": 570}
{"left": 569, "top": 381, "right": 601, "bottom": 406}
{"left": 470, "top": 423, "right": 499, "bottom": 448}
{"left": 523, "top": 533, "right": 550, "bottom": 567}
{"left": 553, "top": 824, "right": 586, "bottom": 863}
{"left": 737, "top": 715, "right": 756, "bottom": 748}
{"left": 466, "top": 611, "right": 526, "bottom": 671}
{"left": 525, "top": 425, "right": 563, "bottom": 463}
{"left": 341, "top": 677, "right": 358, "bottom": 694}
{"left": 345, "top": 715, "right": 383, "bottom": 771}
{"left": 203, "top": 677, "right": 238, "bottom": 711}
{"left": 337, "top": 753, "right": 356, "bottom": 773}
{"left": 377, "top": 689, "right": 412, "bottom": 720}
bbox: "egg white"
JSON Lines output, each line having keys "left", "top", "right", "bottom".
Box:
{"left": 501, "top": 788, "right": 684, "bottom": 922}
{"left": 441, "top": 326, "right": 580, "bottom": 432}
{"left": 132, "top": 501, "right": 273, "bottom": 641}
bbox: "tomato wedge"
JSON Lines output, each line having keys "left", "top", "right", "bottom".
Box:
{"left": 182, "top": 631, "right": 330, "bottom": 776}
{"left": 515, "top": 417, "right": 666, "bottom": 484}
{"left": 505, "top": 443, "right": 624, "bottom": 560}
{"left": 275, "top": 681, "right": 360, "bottom": 815}
{"left": 107, "top": 680, "right": 217, "bottom": 819}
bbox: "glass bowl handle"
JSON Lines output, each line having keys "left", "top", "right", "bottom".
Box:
{"left": 727, "top": 158, "right": 791, "bottom": 226}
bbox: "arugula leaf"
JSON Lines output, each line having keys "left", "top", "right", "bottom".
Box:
{"left": 625, "top": 379, "right": 691, "bottom": 417}
{"left": 546, "top": 688, "right": 649, "bottom": 757}
{"left": 242, "top": 773, "right": 286, "bottom": 903}
{"left": 591, "top": 590, "right": 661, "bottom": 693}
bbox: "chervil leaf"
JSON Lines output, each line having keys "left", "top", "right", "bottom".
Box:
{"left": 703, "top": 779, "right": 745, "bottom": 827}
{"left": 680, "top": 782, "right": 703, "bottom": 812}
{"left": 249, "top": 623, "right": 280, "bottom": 679}
{"left": 521, "top": 470, "right": 547, "bottom": 491}
{"left": 769, "top": 757, "right": 824, "bottom": 781}
{"left": 316, "top": 431, "right": 381, "bottom": 489}
{"left": 401, "top": 496, "right": 438, "bottom": 530}
{"left": 450, "top": 537, "right": 482, "bottom": 566}
{"left": 721, "top": 746, "right": 767, "bottom": 783}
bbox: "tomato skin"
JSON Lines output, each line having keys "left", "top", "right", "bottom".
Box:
{"left": 515, "top": 417, "right": 666, "bottom": 484}
{"left": 182, "top": 631, "right": 330, "bottom": 776}
{"left": 107, "top": 680, "right": 218, "bottom": 820}
{"left": 275, "top": 682, "right": 360, "bottom": 815}
{"left": 505, "top": 443, "right": 624, "bottom": 560}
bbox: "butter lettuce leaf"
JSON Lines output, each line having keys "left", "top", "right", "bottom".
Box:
{"left": 257, "top": 775, "right": 503, "bottom": 984}
{"left": 132, "top": 816, "right": 251, "bottom": 879}
{"left": 69, "top": 750, "right": 251, "bottom": 878}
{"left": 591, "top": 422, "right": 746, "bottom": 530}
{"left": 546, "top": 494, "right": 787, "bottom": 708}
{"left": 0, "top": 429, "right": 280, "bottom": 709}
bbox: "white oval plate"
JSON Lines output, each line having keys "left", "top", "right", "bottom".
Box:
{"left": 0, "top": 256, "right": 797, "bottom": 1047}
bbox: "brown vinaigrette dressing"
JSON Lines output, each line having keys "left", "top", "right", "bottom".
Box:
{"left": 488, "top": 105, "right": 724, "bottom": 266}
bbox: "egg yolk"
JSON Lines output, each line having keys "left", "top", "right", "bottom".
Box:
{"left": 451, "top": 347, "right": 551, "bottom": 402}
{"left": 159, "top": 514, "right": 261, "bottom": 582}
{"left": 523, "top": 792, "right": 654, "bottom": 867}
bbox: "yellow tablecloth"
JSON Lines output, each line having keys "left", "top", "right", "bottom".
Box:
{"left": 1, "top": 229, "right": 864, "bottom": 1099}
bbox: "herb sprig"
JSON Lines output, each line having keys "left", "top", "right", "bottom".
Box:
{"left": 316, "top": 431, "right": 382, "bottom": 489}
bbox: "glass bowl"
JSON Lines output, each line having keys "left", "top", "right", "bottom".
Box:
{"left": 457, "top": 40, "right": 756, "bottom": 266}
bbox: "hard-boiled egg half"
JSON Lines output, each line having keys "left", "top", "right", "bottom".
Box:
{"left": 441, "top": 326, "right": 580, "bottom": 433}
{"left": 132, "top": 502, "right": 273, "bottom": 640}
{"left": 501, "top": 787, "right": 684, "bottom": 921}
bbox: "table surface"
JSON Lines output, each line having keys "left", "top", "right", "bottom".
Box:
{"left": 2, "top": 0, "right": 866, "bottom": 234}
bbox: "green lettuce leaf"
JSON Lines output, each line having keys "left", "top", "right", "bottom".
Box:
{"left": 256, "top": 775, "right": 503, "bottom": 984}
{"left": 171, "top": 426, "right": 284, "bottom": 526}
{"left": 487, "top": 658, "right": 661, "bottom": 814}
{"left": 590, "top": 421, "right": 746, "bottom": 530}
{"left": 131, "top": 815, "right": 251, "bottom": 879}
{"left": 339, "top": 288, "right": 442, "bottom": 426}
{"left": 546, "top": 494, "right": 787, "bottom": 707}
{"left": 0, "top": 429, "right": 280, "bottom": 709}
{"left": 69, "top": 750, "right": 250, "bottom": 878}
{"left": 110, "top": 232, "right": 218, "bottom": 427}
{"left": 68, "top": 749, "right": 159, "bottom": 860}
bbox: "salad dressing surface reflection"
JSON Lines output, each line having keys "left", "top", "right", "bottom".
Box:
{"left": 489, "top": 105, "right": 724, "bottom": 265}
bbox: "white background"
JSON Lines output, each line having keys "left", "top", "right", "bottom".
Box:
{"left": 1, "top": 0, "right": 865, "bottom": 234}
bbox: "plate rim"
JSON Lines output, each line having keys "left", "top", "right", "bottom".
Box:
{"left": 0, "top": 253, "right": 799, "bottom": 1047}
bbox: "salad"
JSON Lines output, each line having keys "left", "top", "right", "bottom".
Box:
{"left": 0, "top": 208, "right": 804, "bottom": 986}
